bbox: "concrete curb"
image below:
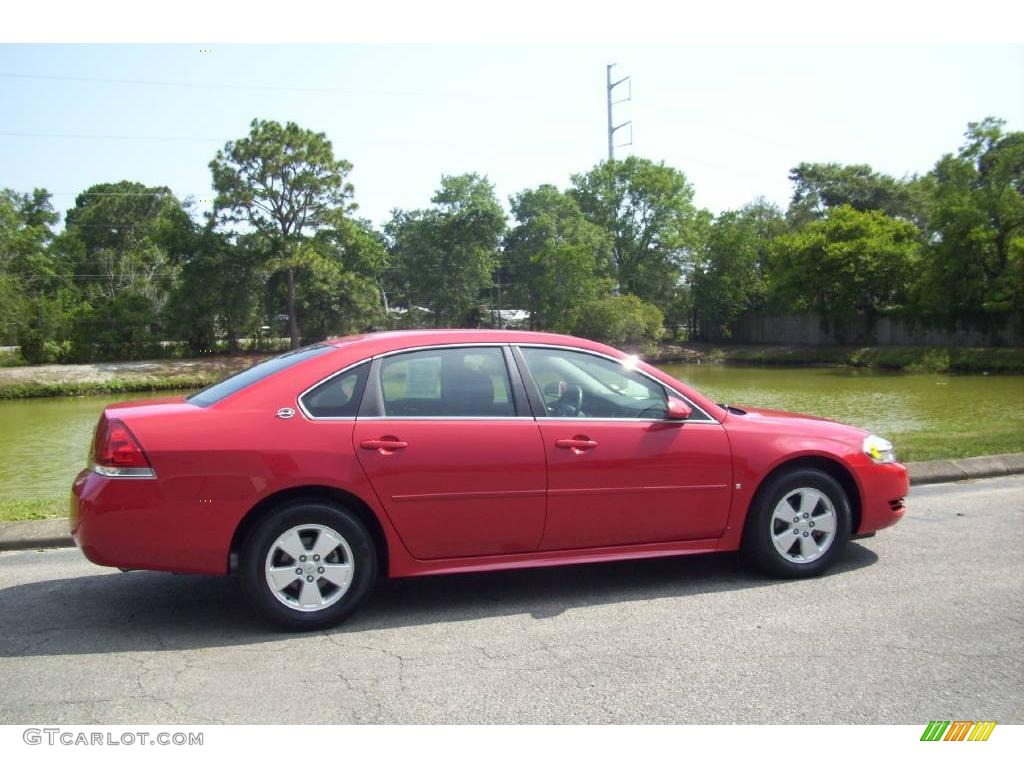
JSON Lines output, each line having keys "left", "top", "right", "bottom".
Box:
{"left": 2, "top": 453, "right": 1023, "bottom": 553}
{"left": 0, "top": 518, "right": 73, "bottom": 552}
{"left": 907, "top": 452, "right": 1024, "bottom": 487}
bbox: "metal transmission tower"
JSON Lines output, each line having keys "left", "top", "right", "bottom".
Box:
{"left": 606, "top": 64, "right": 632, "bottom": 160}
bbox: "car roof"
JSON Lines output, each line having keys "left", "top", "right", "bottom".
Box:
{"left": 207, "top": 328, "right": 724, "bottom": 422}
{"left": 325, "top": 329, "right": 622, "bottom": 356}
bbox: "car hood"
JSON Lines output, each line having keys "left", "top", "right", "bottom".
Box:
{"left": 729, "top": 404, "right": 870, "bottom": 440}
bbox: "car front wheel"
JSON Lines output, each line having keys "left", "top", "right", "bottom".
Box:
{"left": 240, "top": 500, "right": 377, "bottom": 630}
{"left": 743, "top": 468, "right": 852, "bottom": 578}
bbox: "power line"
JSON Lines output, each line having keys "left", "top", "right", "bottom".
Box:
{"left": 0, "top": 72, "right": 476, "bottom": 99}
{"left": 0, "top": 130, "right": 462, "bottom": 146}
{"left": 0, "top": 130, "right": 218, "bottom": 143}
{"left": 49, "top": 192, "right": 174, "bottom": 196}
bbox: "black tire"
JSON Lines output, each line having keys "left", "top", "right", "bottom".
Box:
{"left": 240, "top": 499, "right": 378, "bottom": 631}
{"left": 742, "top": 468, "right": 851, "bottom": 579}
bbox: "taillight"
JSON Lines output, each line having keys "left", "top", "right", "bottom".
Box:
{"left": 93, "top": 416, "right": 156, "bottom": 478}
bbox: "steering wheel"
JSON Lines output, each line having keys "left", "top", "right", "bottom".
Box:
{"left": 636, "top": 402, "right": 668, "bottom": 420}
{"left": 554, "top": 383, "right": 584, "bottom": 417}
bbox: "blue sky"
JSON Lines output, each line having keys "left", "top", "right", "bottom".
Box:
{"left": 1, "top": 44, "right": 1022, "bottom": 229}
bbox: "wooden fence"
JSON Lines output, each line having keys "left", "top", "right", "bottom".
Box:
{"left": 706, "top": 312, "right": 1023, "bottom": 347}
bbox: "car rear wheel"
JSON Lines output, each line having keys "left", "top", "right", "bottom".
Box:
{"left": 743, "top": 468, "right": 851, "bottom": 578}
{"left": 240, "top": 500, "right": 377, "bottom": 630}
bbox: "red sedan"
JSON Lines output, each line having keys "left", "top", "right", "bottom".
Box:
{"left": 71, "top": 330, "right": 908, "bottom": 629}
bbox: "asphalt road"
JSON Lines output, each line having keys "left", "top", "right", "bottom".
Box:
{"left": 1, "top": 476, "right": 1021, "bottom": 724}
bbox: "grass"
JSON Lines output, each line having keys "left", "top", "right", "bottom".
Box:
{"left": 0, "top": 496, "right": 65, "bottom": 522}
{"left": 655, "top": 343, "right": 1024, "bottom": 373}
{"left": 0, "top": 374, "right": 218, "bottom": 400}
{"left": 897, "top": 433, "right": 1024, "bottom": 463}
{"left": 0, "top": 350, "right": 24, "bottom": 368}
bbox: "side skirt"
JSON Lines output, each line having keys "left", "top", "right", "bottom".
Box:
{"left": 390, "top": 537, "right": 723, "bottom": 578}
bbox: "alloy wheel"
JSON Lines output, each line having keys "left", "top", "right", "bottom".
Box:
{"left": 770, "top": 487, "right": 838, "bottom": 564}
{"left": 264, "top": 523, "right": 355, "bottom": 612}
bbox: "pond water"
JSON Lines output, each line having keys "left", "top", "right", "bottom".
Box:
{"left": 0, "top": 390, "right": 191, "bottom": 502}
{"left": 661, "top": 363, "right": 1023, "bottom": 465}
{"left": 0, "top": 365, "right": 1021, "bottom": 501}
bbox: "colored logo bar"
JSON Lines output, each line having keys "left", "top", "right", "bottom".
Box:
{"left": 921, "top": 721, "right": 997, "bottom": 741}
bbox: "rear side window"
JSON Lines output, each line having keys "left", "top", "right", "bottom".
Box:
{"left": 300, "top": 362, "right": 369, "bottom": 418}
{"left": 188, "top": 344, "right": 333, "bottom": 407}
{"left": 379, "top": 347, "right": 514, "bottom": 417}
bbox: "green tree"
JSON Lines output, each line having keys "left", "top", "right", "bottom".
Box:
{"left": 58, "top": 181, "right": 191, "bottom": 300}
{"left": 693, "top": 199, "right": 786, "bottom": 339}
{"left": 164, "top": 230, "right": 265, "bottom": 353}
{"left": 913, "top": 118, "right": 1024, "bottom": 334}
{"left": 53, "top": 181, "right": 194, "bottom": 360}
{"left": 574, "top": 294, "right": 664, "bottom": 350}
{"left": 504, "top": 184, "right": 613, "bottom": 332}
{"left": 787, "top": 162, "right": 922, "bottom": 226}
{"left": 769, "top": 206, "right": 919, "bottom": 341}
{"left": 70, "top": 292, "right": 161, "bottom": 362}
{"left": 210, "top": 118, "right": 355, "bottom": 349}
{"left": 386, "top": 174, "right": 506, "bottom": 325}
{"left": 0, "top": 188, "right": 61, "bottom": 353}
{"left": 294, "top": 219, "right": 387, "bottom": 341}
{"left": 570, "top": 157, "right": 708, "bottom": 309}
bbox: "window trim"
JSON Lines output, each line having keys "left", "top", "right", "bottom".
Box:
{"left": 295, "top": 341, "right": 718, "bottom": 424}
{"left": 513, "top": 343, "right": 718, "bottom": 424}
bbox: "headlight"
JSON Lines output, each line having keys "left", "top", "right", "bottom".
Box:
{"left": 863, "top": 434, "right": 896, "bottom": 464}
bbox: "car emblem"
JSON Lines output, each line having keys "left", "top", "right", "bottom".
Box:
{"left": 276, "top": 407, "right": 296, "bottom": 419}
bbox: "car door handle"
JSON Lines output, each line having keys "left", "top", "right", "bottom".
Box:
{"left": 555, "top": 437, "right": 598, "bottom": 451}
{"left": 359, "top": 438, "right": 408, "bottom": 451}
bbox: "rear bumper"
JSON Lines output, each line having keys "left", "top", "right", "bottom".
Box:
{"left": 855, "top": 461, "right": 910, "bottom": 535}
{"left": 70, "top": 468, "right": 230, "bottom": 575}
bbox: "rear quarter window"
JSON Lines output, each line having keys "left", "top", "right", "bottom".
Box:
{"left": 300, "top": 362, "right": 370, "bottom": 418}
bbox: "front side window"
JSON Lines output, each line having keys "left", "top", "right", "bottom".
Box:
{"left": 520, "top": 347, "right": 668, "bottom": 419}
{"left": 379, "top": 347, "right": 514, "bottom": 417}
{"left": 300, "top": 362, "right": 369, "bottom": 418}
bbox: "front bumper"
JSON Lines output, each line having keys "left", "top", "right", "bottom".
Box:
{"left": 855, "top": 460, "right": 910, "bottom": 534}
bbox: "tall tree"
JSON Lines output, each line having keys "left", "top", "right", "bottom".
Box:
{"left": 210, "top": 118, "right": 355, "bottom": 348}
{"left": 56, "top": 181, "right": 192, "bottom": 304}
{"left": 0, "top": 188, "right": 59, "bottom": 295}
{"left": 693, "top": 199, "right": 786, "bottom": 339}
{"left": 570, "top": 157, "right": 708, "bottom": 310}
{"left": 913, "top": 118, "right": 1024, "bottom": 332}
{"left": 504, "top": 184, "right": 613, "bottom": 332}
{"left": 0, "top": 188, "right": 61, "bottom": 358}
{"left": 164, "top": 229, "right": 265, "bottom": 353}
{"left": 293, "top": 219, "right": 388, "bottom": 341}
{"left": 787, "top": 162, "right": 921, "bottom": 225}
{"left": 386, "top": 174, "right": 505, "bottom": 325}
{"left": 53, "top": 181, "right": 194, "bottom": 360}
{"left": 769, "top": 205, "right": 919, "bottom": 341}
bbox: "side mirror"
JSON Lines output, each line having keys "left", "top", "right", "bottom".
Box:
{"left": 665, "top": 397, "right": 692, "bottom": 421}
